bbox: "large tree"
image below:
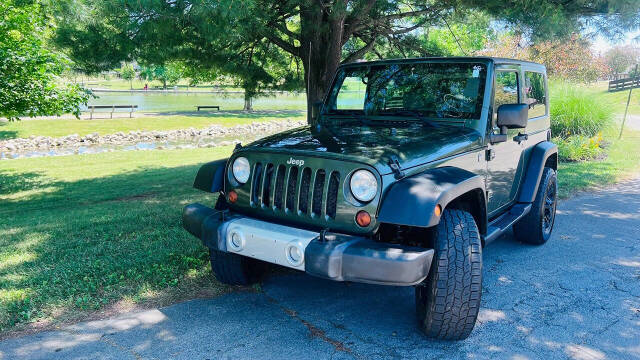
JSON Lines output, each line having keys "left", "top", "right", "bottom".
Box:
{"left": 604, "top": 46, "right": 639, "bottom": 78}
{"left": 1, "top": 0, "right": 91, "bottom": 121}
{"left": 55, "top": 0, "right": 640, "bottom": 122}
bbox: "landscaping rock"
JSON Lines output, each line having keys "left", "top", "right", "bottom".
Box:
{"left": 0, "top": 119, "right": 306, "bottom": 153}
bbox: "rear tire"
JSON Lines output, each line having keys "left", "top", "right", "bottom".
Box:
{"left": 513, "top": 167, "right": 557, "bottom": 245}
{"left": 209, "top": 249, "right": 266, "bottom": 285}
{"left": 416, "top": 209, "right": 482, "bottom": 340}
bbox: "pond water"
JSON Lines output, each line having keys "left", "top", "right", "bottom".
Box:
{"left": 86, "top": 91, "right": 307, "bottom": 112}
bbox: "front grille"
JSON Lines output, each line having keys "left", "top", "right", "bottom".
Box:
{"left": 250, "top": 161, "right": 340, "bottom": 219}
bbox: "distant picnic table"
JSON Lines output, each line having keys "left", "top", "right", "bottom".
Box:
{"left": 86, "top": 105, "right": 138, "bottom": 119}
{"left": 196, "top": 105, "right": 221, "bottom": 111}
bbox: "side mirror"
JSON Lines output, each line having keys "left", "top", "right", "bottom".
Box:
{"left": 491, "top": 104, "right": 528, "bottom": 144}
{"left": 497, "top": 103, "right": 528, "bottom": 129}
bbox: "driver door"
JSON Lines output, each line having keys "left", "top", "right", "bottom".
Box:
{"left": 486, "top": 66, "right": 527, "bottom": 217}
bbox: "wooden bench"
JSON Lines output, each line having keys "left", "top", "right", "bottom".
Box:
{"left": 196, "top": 105, "right": 221, "bottom": 111}
{"left": 87, "top": 105, "right": 138, "bottom": 119}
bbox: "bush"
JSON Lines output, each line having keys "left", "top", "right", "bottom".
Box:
{"left": 556, "top": 133, "right": 605, "bottom": 161}
{"left": 549, "top": 80, "right": 613, "bottom": 138}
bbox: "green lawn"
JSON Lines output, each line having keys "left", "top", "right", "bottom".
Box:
{"left": 0, "top": 111, "right": 305, "bottom": 139}
{"left": 558, "top": 128, "right": 640, "bottom": 198}
{"left": 597, "top": 82, "right": 640, "bottom": 117}
{"left": 0, "top": 147, "right": 235, "bottom": 334}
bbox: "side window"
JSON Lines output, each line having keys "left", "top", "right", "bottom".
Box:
{"left": 335, "top": 76, "right": 366, "bottom": 110}
{"left": 494, "top": 71, "right": 519, "bottom": 110}
{"left": 524, "top": 71, "right": 547, "bottom": 118}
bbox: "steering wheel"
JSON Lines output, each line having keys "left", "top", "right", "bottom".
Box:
{"left": 439, "top": 94, "right": 471, "bottom": 118}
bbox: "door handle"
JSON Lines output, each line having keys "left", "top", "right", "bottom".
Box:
{"left": 513, "top": 133, "right": 528, "bottom": 143}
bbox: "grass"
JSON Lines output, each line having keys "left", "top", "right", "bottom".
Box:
{"left": 597, "top": 81, "right": 640, "bottom": 117}
{"left": 0, "top": 111, "right": 304, "bottom": 139}
{"left": 0, "top": 147, "right": 236, "bottom": 334}
{"left": 549, "top": 80, "right": 613, "bottom": 137}
{"left": 557, "top": 128, "right": 640, "bottom": 198}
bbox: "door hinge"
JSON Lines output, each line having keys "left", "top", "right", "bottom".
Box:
{"left": 486, "top": 148, "right": 496, "bottom": 161}
{"left": 389, "top": 155, "right": 405, "bottom": 179}
{"left": 513, "top": 133, "right": 528, "bottom": 144}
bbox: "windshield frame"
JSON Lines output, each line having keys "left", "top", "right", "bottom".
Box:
{"left": 321, "top": 58, "right": 494, "bottom": 134}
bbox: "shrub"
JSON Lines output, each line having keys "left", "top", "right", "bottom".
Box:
{"left": 549, "top": 80, "right": 613, "bottom": 138}
{"left": 556, "top": 133, "right": 605, "bottom": 161}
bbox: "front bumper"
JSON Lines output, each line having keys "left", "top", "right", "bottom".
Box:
{"left": 182, "top": 203, "right": 434, "bottom": 286}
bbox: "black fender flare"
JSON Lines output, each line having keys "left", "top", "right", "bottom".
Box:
{"left": 517, "top": 141, "right": 558, "bottom": 203}
{"left": 377, "top": 166, "right": 486, "bottom": 229}
{"left": 193, "top": 159, "right": 227, "bottom": 193}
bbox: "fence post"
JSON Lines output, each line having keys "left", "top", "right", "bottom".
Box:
{"left": 619, "top": 64, "right": 638, "bottom": 139}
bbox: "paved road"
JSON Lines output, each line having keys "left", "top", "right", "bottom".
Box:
{"left": 2, "top": 179, "right": 640, "bottom": 360}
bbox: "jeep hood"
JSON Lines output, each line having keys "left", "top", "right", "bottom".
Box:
{"left": 243, "top": 124, "right": 483, "bottom": 175}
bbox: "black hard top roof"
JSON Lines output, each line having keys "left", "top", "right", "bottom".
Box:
{"left": 340, "top": 56, "right": 545, "bottom": 70}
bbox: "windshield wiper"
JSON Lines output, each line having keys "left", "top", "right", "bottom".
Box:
{"left": 326, "top": 111, "right": 374, "bottom": 125}
{"left": 378, "top": 110, "right": 436, "bottom": 127}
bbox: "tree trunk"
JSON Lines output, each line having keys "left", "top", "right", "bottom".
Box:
{"left": 243, "top": 92, "right": 253, "bottom": 111}
{"left": 299, "top": 2, "right": 347, "bottom": 125}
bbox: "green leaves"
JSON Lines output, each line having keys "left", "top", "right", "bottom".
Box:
{"left": 0, "top": 0, "right": 92, "bottom": 121}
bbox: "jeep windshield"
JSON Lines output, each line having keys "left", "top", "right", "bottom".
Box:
{"left": 324, "top": 62, "right": 487, "bottom": 128}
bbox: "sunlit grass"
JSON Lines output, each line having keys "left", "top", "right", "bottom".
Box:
{"left": 0, "top": 147, "right": 235, "bottom": 333}
{"left": 558, "top": 128, "right": 640, "bottom": 198}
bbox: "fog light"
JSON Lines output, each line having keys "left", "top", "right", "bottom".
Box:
{"left": 286, "top": 243, "right": 304, "bottom": 266}
{"left": 355, "top": 210, "right": 371, "bottom": 227}
{"left": 228, "top": 190, "right": 238, "bottom": 203}
{"left": 231, "top": 233, "right": 242, "bottom": 248}
{"left": 227, "top": 231, "right": 244, "bottom": 251}
{"left": 289, "top": 246, "right": 302, "bottom": 262}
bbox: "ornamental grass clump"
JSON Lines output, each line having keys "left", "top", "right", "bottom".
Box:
{"left": 549, "top": 80, "right": 613, "bottom": 138}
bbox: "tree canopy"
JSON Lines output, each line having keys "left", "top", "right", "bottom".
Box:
{"left": 1, "top": 0, "right": 91, "bottom": 121}
{"left": 54, "top": 0, "right": 640, "bottom": 121}
{"left": 604, "top": 46, "right": 639, "bottom": 77}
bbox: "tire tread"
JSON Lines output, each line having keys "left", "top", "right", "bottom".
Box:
{"left": 418, "top": 209, "right": 482, "bottom": 340}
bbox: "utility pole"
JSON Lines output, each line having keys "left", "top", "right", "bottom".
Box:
{"left": 619, "top": 64, "right": 638, "bottom": 139}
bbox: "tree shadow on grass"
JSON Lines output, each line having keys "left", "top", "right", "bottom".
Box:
{"left": 0, "top": 163, "right": 225, "bottom": 333}
{"left": 558, "top": 159, "right": 617, "bottom": 198}
{"left": 148, "top": 110, "right": 305, "bottom": 119}
{"left": 0, "top": 122, "right": 18, "bottom": 140}
{"left": 0, "top": 170, "right": 49, "bottom": 195}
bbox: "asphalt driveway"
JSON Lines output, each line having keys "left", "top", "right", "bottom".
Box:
{"left": 1, "top": 178, "right": 639, "bottom": 360}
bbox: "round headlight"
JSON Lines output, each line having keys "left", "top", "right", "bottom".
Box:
{"left": 350, "top": 169, "right": 378, "bottom": 202}
{"left": 232, "top": 157, "right": 250, "bottom": 183}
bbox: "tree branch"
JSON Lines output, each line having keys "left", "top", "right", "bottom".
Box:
{"left": 342, "top": 0, "right": 377, "bottom": 44}
{"left": 342, "top": 36, "right": 377, "bottom": 63}
{"left": 262, "top": 31, "right": 300, "bottom": 57}
{"left": 378, "top": 8, "right": 437, "bottom": 22}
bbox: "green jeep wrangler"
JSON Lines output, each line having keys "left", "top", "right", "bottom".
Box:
{"left": 182, "top": 57, "right": 558, "bottom": 340}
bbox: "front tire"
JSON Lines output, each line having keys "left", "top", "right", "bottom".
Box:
{"left": 416, "top": 209, "right": 482, "bottom": 340}
{"left": 209, "top": 249, "right": 266, "bottom": 286}
{"left": 513, "top": 167, "right": 557, "bottom": 245}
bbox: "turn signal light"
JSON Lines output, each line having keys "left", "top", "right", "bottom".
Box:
{"left": 434, "top": 204, "right": 442, "bottom": 217}
{"left": 355, "top": 210, "right": 371, "bottom": 227}
{"left": 228, "top": 190, "right": 238, "bottom": 203}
